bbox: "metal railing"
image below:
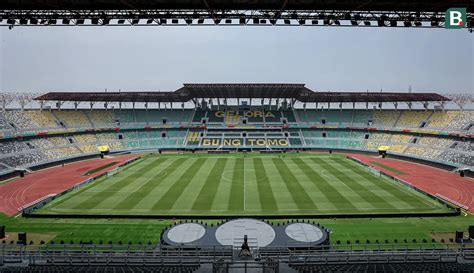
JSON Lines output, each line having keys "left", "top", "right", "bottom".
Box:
{"left": 213, "top": 259, "right": 279, "bottom": 273}
{"left": 1, "top": 243, "right": 473, "bottom": 270}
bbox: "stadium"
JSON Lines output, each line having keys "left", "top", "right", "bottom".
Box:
{"left": 0, "top": 84, "right": 473, "bottom": 272}
{"left": 1, "top": 1, "right": 474, "bottom": 273}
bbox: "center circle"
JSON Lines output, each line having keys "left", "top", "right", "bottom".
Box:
{"left": 215, "top": 219, "right": 275, "bottom": 248}
{"left": 221, "top": 169, "right": 265, "bottom": 182}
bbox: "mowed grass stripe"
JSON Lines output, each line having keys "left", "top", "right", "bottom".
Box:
{"left": 113, "top": 158, "right": 187, "bottom": 210}
{"left": 292, "top": 158, "right": 356, "bottom": 210}
{"left": 312, "top": 158, "right": 396, "bottom": 209}
{"left": 192, "top": 159, "right": 228, "bottom": 211}
{"left": 210, "top": 159, "right": 237, "bottom": 211}
{"left": 73, "top": 157, "right": 165, "bottom": 209}
{"left": 335, "top": 159, "right": 432, "bottom": 207}
{"left": 228, "top": 158, "right": 244, "bottom": 211}
{"left": 272, "top": 158, "right": 316, "bottom": 210}
{"left": 151, "top": 158, "right": 207, "bottom": 211}
{"left": 253, "top": 158, "right": 277, "bottom": 211}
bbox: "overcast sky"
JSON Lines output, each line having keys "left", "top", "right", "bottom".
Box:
{"left": 0, "top": 26, "right": 472, "bottom": 93}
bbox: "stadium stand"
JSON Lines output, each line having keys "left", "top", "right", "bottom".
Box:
{"left": 445, "top": 110, "right": 474, "bottom": 131}
{"left": 454, "top": 141, "right": 474, "bottom": 153}
{"left": 437, "top": 150, "right": 474, "bottom": 167}
{"left": 53, "top": 110, "right": 93, "bottom": 128}
{"left": 0, "top": 111, "right": 12, "bottom": 130}
{"left": 0, "top": 265, "right": 201, "bottom": 273}
{"left": 0, "top": 105, "right": 472, "bottom": 169}
{"left": 0, "top": 151, "right": 44, "bottom": 168}
{"left": 0, "top": 141, "right": 29, "bottom": 154}
{"left": 351, "top": 110, "right": 373, "bottom": 126}
{"left": 372, "top": 110, "right": 401, "bottom": 128}
{"left": 282, "top": 111, "right": 296, "bottom": 123}
{"left": 427, "top": 110, "right": 460, "bottom": 129}
{"left": 297, "top": 110, "right": 337, "bottom": 124}
{"left": 290, "top": 262, "right": 474, "bottom": 273}
{"left": 87, "top": 110, "right": 115, "bottom": 127}
{"left": 3, "top": 110, "right": 58, "bottom": 130}
{"left": 134, "top": 110, "right": 164, "bottom": 124}
{"left": 207, "top": 111, "right": 225, "bottom": 123}
{"left": 395, "top": 110, "right": 432, "bottom": 128}
{"left": 366, "top": 133, "right": 391, "bottom": 150}
{"left": 115, "top": 110, "right": 136, "bottom": 124}
{"left": 74, "top": 134, "right": 98, "bottom": 143}
{"left": 192, "top": 109, "right": 206, "bottom": 123}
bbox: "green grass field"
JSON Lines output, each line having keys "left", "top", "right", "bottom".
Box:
{"left": 36, "top": 153, "right": 449, "bottom": 216}
{"left": 2, "top": 213, "right": 472, "bottom": 247}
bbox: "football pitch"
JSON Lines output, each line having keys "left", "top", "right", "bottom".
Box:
{"left": 37, "top": 153, "right": 450, "bottom": 217}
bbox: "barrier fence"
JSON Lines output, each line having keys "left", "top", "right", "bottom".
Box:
{"left": 1, "top": 243, "right": 473, "bottom": 267}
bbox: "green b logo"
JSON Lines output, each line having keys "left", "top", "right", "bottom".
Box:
{"left": 445, "top": 8, "right": 466, "bottom": 29}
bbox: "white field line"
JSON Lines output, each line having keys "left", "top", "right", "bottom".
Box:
{"left": 244, "top": 159, "right": 246, "bottom": 211}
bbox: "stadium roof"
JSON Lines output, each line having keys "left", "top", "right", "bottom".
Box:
{"left": 177, "top": 84, "right": 311, "bottom": 99}
{"left": 1, "top": 0, "right": 471, "bottom": 12}
{"left": 297, "top": 92, "right": 450, "bottom": 103}
{"left": 34, "top": 84, "right": 450, "bottom": 103}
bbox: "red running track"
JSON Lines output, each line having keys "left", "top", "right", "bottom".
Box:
{"left": 348, "top": 154, "right": 474, "bottom": 213}
{"left": 0, "top": 155, "right": 137, "bottom": 216}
